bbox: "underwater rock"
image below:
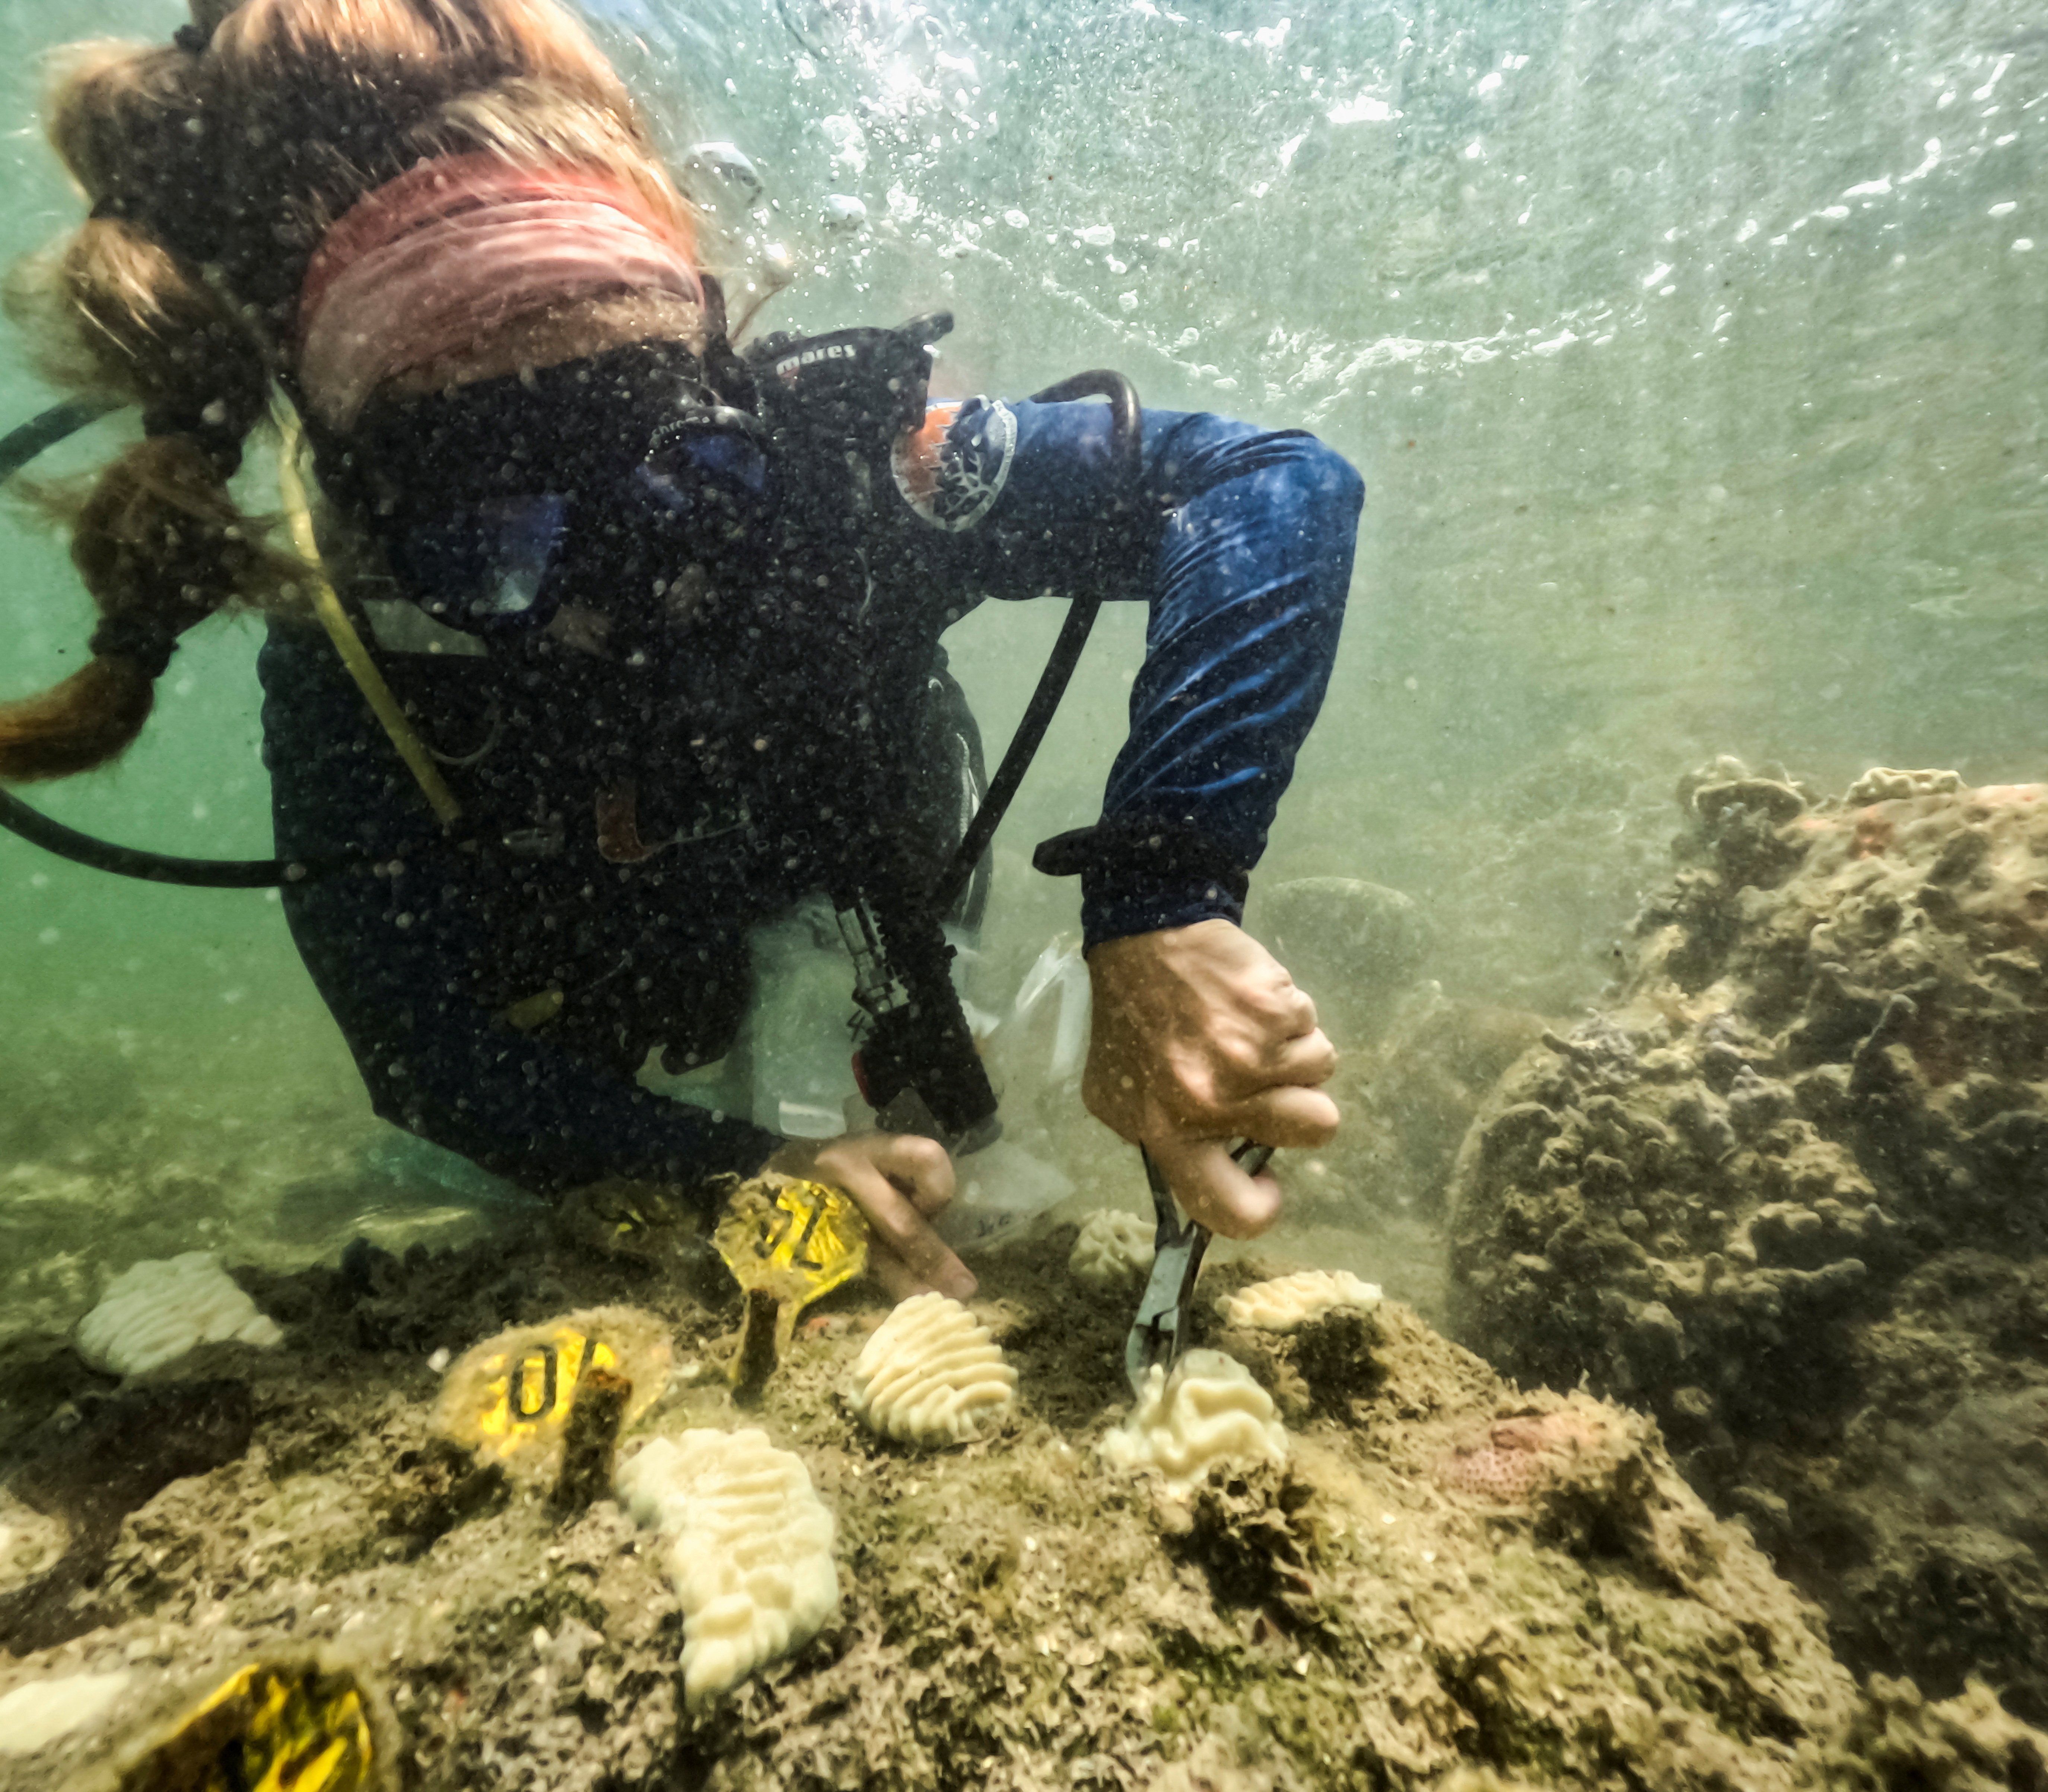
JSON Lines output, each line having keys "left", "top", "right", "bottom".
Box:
{"left": 1068, "top": 1210, "right": 1155, "bottom": 1290}
{"left": 1849, "top": 1522, "right": 2048, "bottom": 1731}
{"left": 1433, "top": 1404, "right": 1612, "bottom": 1503}
{"left": 1449, "top": 769, "right": 2048, "bottom": 1722}
{"left": 433, "top": 1307, "right": 670, "bottom": 1479}
{"left": 1303, "top": 985, "right": 1550, "bottom": 1240}
{"left": 615, "top": 1428, "right": 839, "bottom": 1707}
{"left": 1828, "top": 1674, "right": 2047, "bottom": 1791}
{"left": 819, "top": 192, "right": 868, "bottom": 230}
{"left": 845, "top": 1292, "right": 1017, "bottom": 1447}
{"left": 1219, "top": 1269, "right": 1381, "bottom": 1331}
{"left": 73, "top": 1252, "right": 282, "bottom": 1377}
{"left": 1101, "top": 1349, "right": 1288, "bottom": 1495}
{"left": 1249, "top": 875, "right": 1429, "bottom": 1047}
{"left": 1898, "top": 1385, "right": 2048, "bottom": 1557}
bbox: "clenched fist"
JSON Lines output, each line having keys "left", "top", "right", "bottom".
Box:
{"left": 1082, "top": 918, "right": 1338, "bottom": 1238}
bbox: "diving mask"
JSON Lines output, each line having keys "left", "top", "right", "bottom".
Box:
{"left": 358, "top": 344, "right": 777, "bottom": 642}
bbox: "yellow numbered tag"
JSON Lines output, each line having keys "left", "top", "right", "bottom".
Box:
{"left": 471, "top": 1326, "right": 618, "bottom": 1459}
{"left": 122, "top": 1660, "right": 382, "bottom": 1792}
{"left": 714, "top": 1175, "right": 870, "bottom": 1308}
{"left": 434, "top": 1306, "right": 671, "bottom": 1472}
{"left": 713, "top": 1175, "right": 870, "bottom": 1390}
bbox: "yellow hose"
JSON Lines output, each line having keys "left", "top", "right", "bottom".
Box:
{"left": 271, "top": 399, "right": 462, "bottom": 828}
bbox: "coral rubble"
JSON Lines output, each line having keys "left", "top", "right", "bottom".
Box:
{"left": 1250, "top": 875, "right": 1430, "bottom": 1049}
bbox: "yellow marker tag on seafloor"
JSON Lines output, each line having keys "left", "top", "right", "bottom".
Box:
{"left": 433, "top": 1306, "right": 671, "bottom": 1472}
{"left": 469, "top": 1325, "right": 618, "bottom": 1460}
{"left": 713, "top": 1175, "right": 870, "bottom": 1312}
{"left": 713, "top": 1176, "right": 870, "bottom": 1390}
{"left": 120, "top": 1660, "right": 380, "bottom": 1792}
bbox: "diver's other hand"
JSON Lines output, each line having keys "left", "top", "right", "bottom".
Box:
{"left": 764, "top": 1131, "right": 975, "bottom": 1304}
{"left": 1082, "top": 918, "right": 1339, "bottom": 1238}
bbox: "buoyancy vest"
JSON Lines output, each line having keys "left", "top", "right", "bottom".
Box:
{"left": 314, "top": 318, "right": 988, "bottom": 1082}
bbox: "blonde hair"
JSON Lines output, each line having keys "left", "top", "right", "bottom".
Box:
{"left": 0, "top": 0, "right": 697, "bottom": 782}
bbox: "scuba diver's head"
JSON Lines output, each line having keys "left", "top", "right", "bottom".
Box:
{"left": 0, "top": 0, "right": 702, "bottom": 783}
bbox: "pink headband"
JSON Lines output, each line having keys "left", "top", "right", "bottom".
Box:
{"left": 296, "top": 154, "right": 703, "bottom": 428}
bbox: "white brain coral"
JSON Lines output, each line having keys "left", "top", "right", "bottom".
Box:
{"left": 0, "top": 1669, "right": 133, "bottom": 1758}
{"left": 74, "top": 1251, "right": 283, "bottom": 1376}
{"left": 847, "top": 1292, "right": 1017, "bottom": 1446}
{"left": 1845, "top": 766, "right": 1962, "bottom": 805}
{"left": 616, "top": 1429, "right": 839, "bottom": 1706}
{"left": 1100, "top": 1348, "right": 1288, "bottom": 1495}
{"left": 1220, "top": 1269, "right": 1381, "bottom": 1333}
{"left": 1069, "top": 1211, "right": 1156, "bottom": 1290}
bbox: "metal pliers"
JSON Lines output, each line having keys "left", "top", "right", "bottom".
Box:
{"left": 1124, "top": 1140, "right": 1274, "bottom": 1394}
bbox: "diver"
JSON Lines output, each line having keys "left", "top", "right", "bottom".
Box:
{"left": 0, "top": 0, "right": 1361, "bottom": 1304}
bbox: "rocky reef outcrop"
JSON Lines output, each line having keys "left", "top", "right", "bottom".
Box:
{"left": 1447, "top": 763, "right": 2048, "bottom": 1723}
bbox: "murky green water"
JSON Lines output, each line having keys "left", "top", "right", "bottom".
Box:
{"left": 1, "top": 1, "right": 2042, "bottom": 1318}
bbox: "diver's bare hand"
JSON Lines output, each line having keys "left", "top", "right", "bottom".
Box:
{"left": 764, "top": 1132, "right": 974, "bottom": 1303}
{"left": 1082, "top": 919, "right": 1338, "bottom": 1239}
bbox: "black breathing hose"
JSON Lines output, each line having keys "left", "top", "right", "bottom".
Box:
{"left": 0, "top": 790, "right": 299, "bottom": 888}
{"left": 928, "top": 369, "right": 1141, "bottom": 916}
{"left": 0, "top": 398, "right": 299, "bottom": 888}
{"left": 0, "top": 397, "right": 117, "bottom": 480}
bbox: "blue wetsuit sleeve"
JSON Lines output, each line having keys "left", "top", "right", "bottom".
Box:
{"left": 924, "top": 398, "right": 1363, "bottom": 948}
{"left": 257, "top": 624, "right": 783, "bottom": 1197}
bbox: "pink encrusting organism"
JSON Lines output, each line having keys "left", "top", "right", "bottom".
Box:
{"left": 1434, "top": 1409, "right": 1609, "bottom": 1501}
